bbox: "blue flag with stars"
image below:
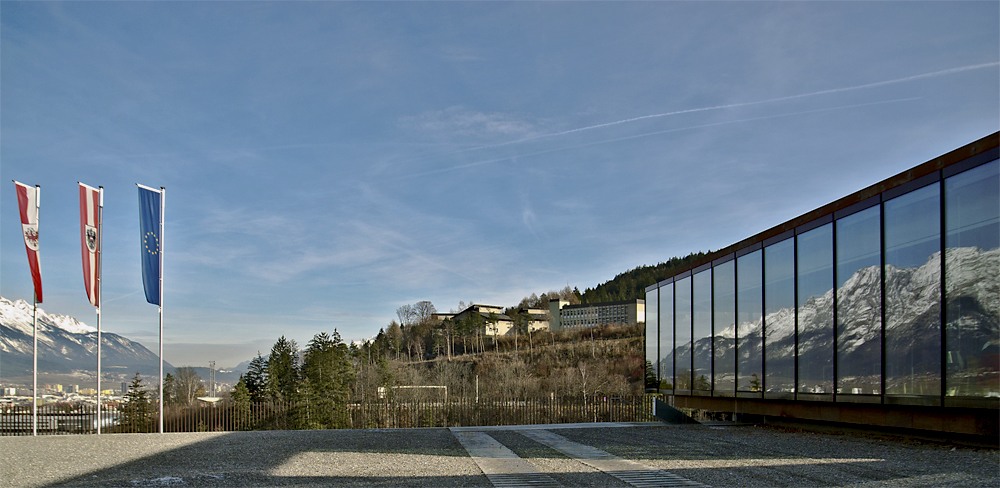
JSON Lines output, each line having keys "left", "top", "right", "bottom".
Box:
{"left": 138, "top": 185, "right": 162, "bottom": 305}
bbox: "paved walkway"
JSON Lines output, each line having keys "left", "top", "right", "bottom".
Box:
{"left": 2, "top": 422, "right": 996, "bottom": 487}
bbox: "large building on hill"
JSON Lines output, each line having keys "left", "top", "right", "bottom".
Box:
{"left": 550, "top": 299, "right": 645, "bottom": 330}
{"left": 442, "top": 299, "right": 645, "bottom": 336}
{"left": 645, "top": 132, "right": 998, "bottom": 438}
{"left": 451, "top": 304, "right": 514, "bottom": 336}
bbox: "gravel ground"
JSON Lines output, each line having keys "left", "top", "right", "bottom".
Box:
{"left": 2, "top": 423, "right": 997, "bottom": 487}
{"left": 551, "top": 424, "right": 1000, "bottom": 487}
{"left": 1, "top": 428, "right": 487, "bottom": 487}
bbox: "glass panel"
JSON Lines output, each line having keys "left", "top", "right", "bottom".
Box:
{"left": 885, "top": 183, "right": 941, "bottom": 396}
{"left": 737, "top": 250, "right": 763, "bottom": 392}
{"left": 714, "top": 260, "right": 737, "bottom": 392}
{"left": 645, "top": 286, "right": 659, "bottom": 389}
{"left": 797, "top": 223, "right": 834, "bottom": 394}
{"left": 658, "top": 282, "right": 675, "bottom": 389}
{"left": 836, "top": 206, "right": 882, "bottom": 395}
{"left": 765, "top": 238, "right": 796, "bottom": 393}
{"left": 693, "top": 270, "right": 713, "bottom": 390}
{"left": 675, "top": 277, "right": 693, "bottom": 390}
{"left": 944, "top": 159, "right": 999, "bottom": 397}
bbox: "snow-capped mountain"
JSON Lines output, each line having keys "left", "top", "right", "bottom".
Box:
{"left": 0, "top": 296, "right": 170, "bottom": 377}
{"left": 660, "top": 246, "right": 999, "bottom": 388}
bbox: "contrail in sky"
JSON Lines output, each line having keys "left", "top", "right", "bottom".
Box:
{"left": 393, "top": 97, "right": 921, "bottom": 181}
{"left": 400, "top": 61, "right": 997, "bottom": 162}
{"left": 101, "top": 290, "right": 142, "bottom": 304}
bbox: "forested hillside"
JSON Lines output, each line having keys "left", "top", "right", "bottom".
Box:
{"left": 579, "top": 252, "right": 706, "bottom": 304}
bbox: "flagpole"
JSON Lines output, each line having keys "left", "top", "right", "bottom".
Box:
{"left": 32, "top": 294, "right": 37, "bottom": 437}
{"left": 158, "top": 187, "right": 165, "bottom": 434}
{"left": 96, "top": 186, "right": 104, "bottom": 435}
{"left": 32, "top": 184, "right": 39, "bottom": 437}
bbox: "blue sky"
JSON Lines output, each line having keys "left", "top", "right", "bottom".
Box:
{"left": 2, "top": 2, "right": 997, "bottom": 369}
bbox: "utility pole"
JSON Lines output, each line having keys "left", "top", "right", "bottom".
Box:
{"left": 209, "top": 361, "right": 216, "bottom": 398}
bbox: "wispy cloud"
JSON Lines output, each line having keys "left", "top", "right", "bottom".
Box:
{"left": 392, "top": 97, "right": 921, "bottom": 180}
{"left": 399, "top": 106, "right": 536, "bottom": 140}
{"left": 400, "top": 62, "right": 998, "bottom": 161}
{"left": 521, "top": 199, "right": 538, "bottom": 238}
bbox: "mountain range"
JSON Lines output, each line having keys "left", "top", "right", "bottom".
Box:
{"left": 0, "top": 296, "right": 171, "bottom": 378}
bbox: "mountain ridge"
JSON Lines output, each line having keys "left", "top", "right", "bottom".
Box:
{"left": 0, "top": 296, "right": 171, "bottom": 378}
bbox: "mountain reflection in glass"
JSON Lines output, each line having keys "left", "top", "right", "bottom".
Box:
{"left": 836, "top": 206, "right": 882, "bottom": 395}
{"left": 944, "top": 159, "right": 999, "bottom": 397}
{"left": 884, "top": 183, "right": 941, "bottom": 397}
{"left": 737, "top": 251, "right": 763, "bottom": 392}
{"left": 714, "top": 260, "right": 736, "bottom": 392}
{"left": 796, "top": 224, "right": 834, "bottom": 394}
{"left": 659, "top": 282, "right": 674, "bottom": 389}
{"left": 674, "top": 277, "right": 693, "bottom": 389}
{"left": 646, "top": 286, "right": 658, "bottom": 388}
{"left": 693, "top": 270, "right": 713, "bottom": 390}
{"left": 765, "top": 238, "right": 795, "bottom": 393}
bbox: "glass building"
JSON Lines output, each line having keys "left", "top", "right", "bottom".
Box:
{"left": 646, "top": 133, "right": 998, "bottom": 433}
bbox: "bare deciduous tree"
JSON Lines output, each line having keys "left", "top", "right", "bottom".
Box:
{"left": 173, "top": 366, "right": 206, "bottom": 406}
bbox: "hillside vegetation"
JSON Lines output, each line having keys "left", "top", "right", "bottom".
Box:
{"left": 579, "top": 252, "right": 706, "bottom": 303}
{"left": 377, "top": 325, "right": 646, "bottom": 401}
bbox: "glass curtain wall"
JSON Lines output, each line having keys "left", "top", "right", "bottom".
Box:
{"left": 737, "top": 251, "right": 763, "bottom": 392}
{"left": 642, "top": 154, "right": 996, "bottom": 403}
{"left": 659, "top": 282, "right": 675, "bottom": 389}
{"left": 764, "top": 238, "right": 796, "bottom": 394}
{"left": 714, "top": 260, "right": 737, "bottom": 392}
{"left": 796, "top": 224, "right": 834, "bottom": 395}
{"left": 836, "top": 206, "right": 883, "bottom": 396}
{"left": 645, "top": 286, "right": 658, "bottom": 389}
{"left": 675, "top": 277, "right": 693, "bottom": 390}
{"left": 693, "top": 270, "right": 713, "bottom": 391}
{"left": 884, "top": 183, "right": 942, "bottom": 397}
{"left": 944, "top": 159, "right": 999, "bottom": 397}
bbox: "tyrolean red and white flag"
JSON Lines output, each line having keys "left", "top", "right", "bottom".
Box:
{"left": 14, "top": 181, "right": 42, "bottom": 303}
{"left": 80, "top": 183, "right": 102, "bottom": 306}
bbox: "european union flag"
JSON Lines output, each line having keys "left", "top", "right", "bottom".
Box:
{"left": 138, "top": 185, "right": 162, "bottom": 305}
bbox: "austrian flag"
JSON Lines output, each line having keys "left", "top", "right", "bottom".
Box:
{"left": 80, "top": 183, "right": 102, "bottom": 307}
{"left": 14, "top": 181, "right": 42, "bottom": 303}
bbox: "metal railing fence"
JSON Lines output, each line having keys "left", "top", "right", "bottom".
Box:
{"left": 2, "top": 395, "right": 656, "bottom": 435}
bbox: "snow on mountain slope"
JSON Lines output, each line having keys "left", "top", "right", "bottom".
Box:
{"left": 0, "top": 296, "right": 168, "bottom": 376}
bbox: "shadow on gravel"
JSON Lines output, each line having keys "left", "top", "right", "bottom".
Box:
{"left": 42, "top": 428, "right": 491, "bottom": 487}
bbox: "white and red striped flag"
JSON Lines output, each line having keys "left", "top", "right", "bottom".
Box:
{"left": 14, "top": 181, "right": 42, "bottom": 303}
{"left": 79, "top": 183, "right": 102, "bottom": 306}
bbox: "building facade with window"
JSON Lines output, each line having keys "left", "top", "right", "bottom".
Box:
{"left": 551, "top": 299, "right": 645, "bottom": 330}
{"left": 452, "top": 304, "right": 514, "bottom": 336}
{"left": 645, "top": 133, "right": 998, "bottom": 437}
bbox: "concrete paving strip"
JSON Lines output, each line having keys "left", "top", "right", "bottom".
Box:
{"left": 451, "top": 422, "right": 662, "bottom": 432}
{"left": 452, "top": 430, "right": 563, "bottom": 487}
{"left": 520, "top": 429, "right": 710, "bottom": 488}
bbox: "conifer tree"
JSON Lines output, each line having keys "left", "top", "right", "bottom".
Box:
{"left": 162, "top": 372, "right": 176, "bottom": 406}
{"left": 290, "top": 376, "right": 316, "bottom": 429}
{"left": 230, "top": 378, "right": 252, "bottom": 430}
{"left": 267, "top": 336, "right": 299, "bottom": 401}
{"left": 244, "top": 352, "right": 269, "bottom": 401}
{"left": 301, "top": 330, "right": 355, "bottom": 428}
{"left": 120, "top": 372, "right": 154, "bottom": 433}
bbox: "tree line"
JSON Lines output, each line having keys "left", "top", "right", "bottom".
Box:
{"left": 579, "top": 252, "right": 706, "bottom": 304}
{"left": 237, "top": 331, "right": 356, "bottom": 429}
